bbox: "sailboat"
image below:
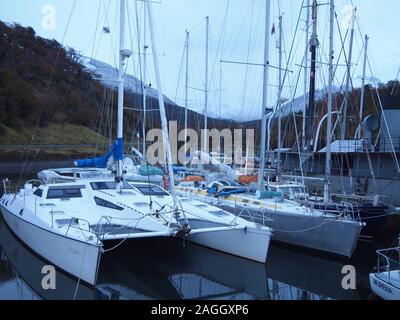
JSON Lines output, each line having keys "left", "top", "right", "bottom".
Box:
{"left": 369, "top": 238, "right": 400, "bottom": 300}
{"left": 177, "top": 0, "right": 364, "bottom": 258}
{"left": 275, "top": 1, "right": 395, "bottom": 240}
{"left": 0, "top": 0, "right": 271, "bottom": 286}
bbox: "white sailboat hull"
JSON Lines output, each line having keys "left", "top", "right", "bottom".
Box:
{"left": 188, "top": 225, "right": 270, "bottom": 263}
{"left": 370, "top": 272, "right": 400, "bottom": 300}
{"left": 176, "top": 188, "right": 361, "bottom": 257}
{"left": 0, "top": 205, "right": 102, "bottom": 286}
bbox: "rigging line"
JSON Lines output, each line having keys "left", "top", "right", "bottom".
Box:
{"left": 270, "top": 0, "right": 305, "bottom": 142}
{"left": 187, "top": 16, "right": 207, "bottom": 34}
{"left": 281, "top": 64, "right": 303, "bottom": 150}
{"left": 92, "top": 1, "right": 111, "bottom": 59}
{"left": 173, "top": 36, "right": 187, "bottom": 103}
{"left": 239, "top": 0, "right": 255, "bottom": 116}
{"left": 333, "top": 11, "right": 351, "bottom": 82}
{"left": 224, "top": 1, "right": 264, "bottom": 130}
{"left": 367, "top": 56, "right": 400, "bottom": 174}
{"left": 208, "top": 0, "right": 231, "bottom": 96}
{"left": 126, "top": 1, "right": 138, "bottom": 80}
{"left": 16, "top": 0, "right": 78, "bottom": 189}
{"left": 90, "top": 0, "right": 103, "bottom": 60}
{"left": 226, "top": 1, "right": 253, "bottom": 60}
{"left": 101, "top": 0, "right": 119, "bottom": 70}
{"left": 390, "top": 66, "right": 400, "bottom": 95}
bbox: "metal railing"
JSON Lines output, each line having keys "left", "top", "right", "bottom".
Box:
{"left": 376, "top": 247, "right": 400, "bottom": 288}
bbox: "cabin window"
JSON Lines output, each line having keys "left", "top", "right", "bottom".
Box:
{"left": 47, "top": 187, "right": 82, "bottom": 199}
{"left": 33, "top": 188, "right": 43, "bottom": 198}
{"left": 90, "top": 181, "right": 133, "bottom": 191}
{"left": 94, "top": 197, "right": 124, "bottom": 211}
{"left": 135, "top": 186, "right": 169, "bottom": 196}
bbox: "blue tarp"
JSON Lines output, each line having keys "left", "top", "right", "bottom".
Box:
{"left": 76, "top": 138, "right": 124, "bottom": 168}
{"left": 75, "top": 150, "right": 112, "bottom": 168}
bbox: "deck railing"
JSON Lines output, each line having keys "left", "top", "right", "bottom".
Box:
{"left": 376, "top": 247, "right": 400, "bottom": 288}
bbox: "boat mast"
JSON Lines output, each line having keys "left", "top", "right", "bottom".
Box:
{"left": 203, "top": 16, "right": 209, "bottom": 153}
{"left": 142, "top": 5, "right": 148, "bottom": 157}
{"left": 358, "top": 35, "right": 369, "bottom": 139}
{"left": 306, "top": 0, "right": 319, "bottom": 151}
{"left": 184, "top": 30, "right": 189, "bottom": 164}
{"left": 116, "top": 0, "right": 131, "bottom": 187}
{"left": 324, "top": 0, "right": 335, "bottom": 202}
{"left": 277, "top": 14, "right": 283, "bottom": 181}
{"left": 302, "top": 0, "right": 310, "bottom": 149}
{"left": 341, "top": 7, "right": 356, "bottom": 141}
{"left": 145, "top": 0, "right": 179, "bottom": 207}
{"left": 257, "top": 0, "right": 272, "bottom": 192}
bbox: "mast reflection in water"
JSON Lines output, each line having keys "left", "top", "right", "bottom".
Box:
{"left": 0, "top": 217, "right": 372, "bottom": 300}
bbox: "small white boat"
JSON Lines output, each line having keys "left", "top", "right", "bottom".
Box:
{"left": 370, "top": 245, "right": 400, "bottom": 300}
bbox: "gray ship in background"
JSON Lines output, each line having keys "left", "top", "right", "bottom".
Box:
{"left": 279, "top": 95, "right": 400, "bottom": 208}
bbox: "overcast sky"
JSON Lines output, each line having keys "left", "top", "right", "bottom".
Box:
{"left": 1, "top": 0, "right": 399, "bottom": 121}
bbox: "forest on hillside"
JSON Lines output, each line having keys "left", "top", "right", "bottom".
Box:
{"left": 0, "top": 21, "right": 399, "bottom": 152}
{"left": 0, "top": 21, "right": 237, "bottom": 146}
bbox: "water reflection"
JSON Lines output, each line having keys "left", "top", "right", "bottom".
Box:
{"left": 0, "top": 217, "right": 372, "bottom": 300}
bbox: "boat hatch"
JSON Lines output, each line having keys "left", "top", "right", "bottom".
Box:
{"left": 134, "top": 202, "right": 150, "bottom": 207}
{"left": 50, "top": 210, "right": 66, "bottom": 216}
{"left": 33, "top": 188, "right": 43, "bottom": 198}
{"left": 47, "top": 186, "right": 85, "bottom": 200}
{"left": 39, "top": 203, "right": 56, "bottom": 208}
{"left": 90, "top": 181, "right": 133, "bottom": 190}
{"left": 94, "top": 197, "right": 124, "bottom": 211}
{"left": 209, "top": 210, "right": 230, "bottom": 217}
{"left": 195, "top": 204, "right": 208, "bottom": 209}
{"left": 56, "top": 218, "right": 79, "bottom": 227}
{"left": 135, "top": 186, "right": 169, "bottom": 196}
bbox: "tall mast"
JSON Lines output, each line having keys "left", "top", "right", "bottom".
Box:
{"left": 358, "top": 35, "right": 369, "bottom": 139}
{"left": 277, "top": 14, "right": 283, "bottom": 181}
{"left": 302, "top": 0, "right": 310, "bottom": 149}
{"left": 324, "top": 0, "right": 335, "bottom": 202}
{"left": 341, "top": 7, "right": 356, "bottom": 140}
{"left": 257, "top": 0, "right": 272, "bottom": 192}
{"left": 116, "top": 0, "right": 130, "bottom": 186}
{"left": 184, "top": 30, "right": 189, "bottom": 163}
{"left": 142, "top": 5, "right": 148, "bottom": 157}
{"left": 306, "top": 0, "right": 319, "bottom": 151}
{"left": 203, "top": 16, "right": 210, "bottom": 153}
{"left": 145, "top": 0, "right": 179, "bottom": 207}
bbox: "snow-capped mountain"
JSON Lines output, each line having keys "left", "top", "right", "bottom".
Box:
{"left": 80, "top": 57, "right": 177, "bottom": 107}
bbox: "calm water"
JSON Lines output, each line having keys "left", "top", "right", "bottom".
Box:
{"left": 0, "top": 215, "right": 377, "bottom": 300}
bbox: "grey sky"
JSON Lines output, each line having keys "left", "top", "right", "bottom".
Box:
{"left": 1, "top": 0, "right": 399, "bottom": 121}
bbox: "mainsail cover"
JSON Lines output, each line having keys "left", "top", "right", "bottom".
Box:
{"left": 75, "top": 140, "right": 123, "bottom": 168}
